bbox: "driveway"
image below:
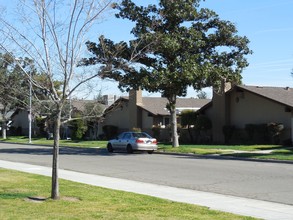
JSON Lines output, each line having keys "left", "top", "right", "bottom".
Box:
{"left": 1, "top": 142, "right": 293, "bottom": 205}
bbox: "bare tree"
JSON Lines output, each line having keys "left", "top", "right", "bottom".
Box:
{"left": 0, "top": 0, "right": 113, "bottom": 199}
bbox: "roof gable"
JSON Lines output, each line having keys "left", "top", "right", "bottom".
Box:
{"left": 105, "top": 96, "right": 210, "bottom": 116}
{"left": 236, "top": 85, "right": 293, "bottom": 108}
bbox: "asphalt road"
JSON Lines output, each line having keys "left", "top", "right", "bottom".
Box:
{"left": 1, "top": 142, "right": 293, "bottom": 205}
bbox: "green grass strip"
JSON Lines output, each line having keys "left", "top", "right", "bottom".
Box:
{"left": 0, "top": 168, "right": 257, "bottom": 220}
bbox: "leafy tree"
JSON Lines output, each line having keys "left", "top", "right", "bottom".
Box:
{"left": 181, "top": 110, "right": 197, "bottom": 143}
{"left": 0, "top": 53, "right": 32, "bottom": 139}
{"left": 70, "top": 113, "right": 88, "bottom": 140}
{"left": 81, "top": 0, "right": 252, "bottom": 147}
{"left": 197, "top": 91, "right": 208, "bottom": 99}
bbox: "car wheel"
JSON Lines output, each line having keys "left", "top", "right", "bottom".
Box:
{"left": 107, "top": 143, "right": 113, "bottom": 153}
{"left": 126, "top": 144, "right": 133, "bottom": 154}
{"left": 147, "top": 150, "right": 154, "bottom": 154}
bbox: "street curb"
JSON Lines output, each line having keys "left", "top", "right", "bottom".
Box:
{"left": 1, "top": 141, "right": 293, "bottom": 165}
{"left": 155, "top": 151, "right": 293, "bottom": 165}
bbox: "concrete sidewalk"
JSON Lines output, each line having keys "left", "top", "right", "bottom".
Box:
{"left": 1, "top": 159, "right": 293, "bottom": 220}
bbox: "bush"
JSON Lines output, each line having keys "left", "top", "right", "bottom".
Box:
{"left": 102, "top": 125, "right": 118, "bottom": 140}
{"left": 70, "top": 119, "right": 88, "bottom": 140}
{"left": 223, "top": 125, "right": 235, "bottom": 144}
{"left": 152, "top": 126, "right": 161, "bottom": 140}
{"left": 267, "top": 122, "right": 284, "bottom": 144}
{"left": 195, "top": 115, "right": 212, "bottom": 130}
{"left": 35, "top": 117, "right": 46, "bottom": 136}
{"left": 245, "top": 124, "right": 269, "bottom": 144}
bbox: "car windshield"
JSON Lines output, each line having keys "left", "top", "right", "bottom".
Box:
{"left": 132, "top": 132, "right": 151, "bottom": 138}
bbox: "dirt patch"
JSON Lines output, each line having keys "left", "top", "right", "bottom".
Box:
{"left": 61, "top": 196, "right": 80, "bottom": 202}
{"left": 25, "top": 196, "right": 47, "bottom": 203}
{"left": 25, "top": 196, "right": 80, "bottom": 203}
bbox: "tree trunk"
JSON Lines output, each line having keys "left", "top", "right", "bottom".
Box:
{"left": 51, "top": 109, "right": 61, "bottom": 200}
{"left": 2, "top": 122, "right": 6, "bottom": 139}
{"left": 169, "top": 95, "right": 179, "bottom": 147}
{"left": 187, "top": 125, "right": 194, "bottom": 143}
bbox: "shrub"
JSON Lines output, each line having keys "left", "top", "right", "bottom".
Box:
{"left": 35, "top": 117, "right": 46, "bottom": 136}
{"left": 195, "top": 115, "right": 212, "bottom": 130}
{"left": 70, "top": 118, "right": 88, "bottom": 140}
{"left": 152, "top": 126, "right": 161, "bottom": 140}
{"left": 102, "top": 125, "right": 118, "bottom": 140}
{"left": 267, "top": 122, "right": 284, "bottom": 144}
{"left": 223, "top": 125, "right": 235, "bottom": 144}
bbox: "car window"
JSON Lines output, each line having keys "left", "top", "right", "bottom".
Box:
{"left": 132, "top": 132, "right": 151, "bottom": 138}
{"left": 123, "top": 133, "right": 132, "bottom": 139}
{"left": 117, "top": 133, "right": 124, "bottom": 139}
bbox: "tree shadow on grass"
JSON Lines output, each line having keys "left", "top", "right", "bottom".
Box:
{"left": 255, "top": 145, "right": 293, "bottom": 151}
{"left": 0, "top": 192, "right": 32, "bottom": 199}
{"left": 222, "top": 151, "right": 293, "bottom": 161}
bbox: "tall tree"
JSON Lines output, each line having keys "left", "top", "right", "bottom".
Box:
{"left": 81, "top": 0, "right": 252, "bottom": 147}
{"left": 0, "top": 53, "right": 32, "bottom": 139}
{"left": 197, "top": 91, "right": 208, "bottom": 99}
{"left": 0, "top": 0, "right": 113, "bottom": 199}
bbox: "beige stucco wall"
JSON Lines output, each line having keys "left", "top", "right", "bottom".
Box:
{"left": 141, "top": 110, "right": 154, "bottom": 129}
{"left": 12, "top": 111, "right": 29, "bottom": 129}
{"left": 11, "top": 110, "right": 33, "bottom": 135}
{"left": 101, "top": 102, "right": 130, "bottom": 131}
{"left": 99, "top": 102, "right": 155, "bottom": 135}
{"left": 229, "top": 91, "right": 291, "bottom": 128}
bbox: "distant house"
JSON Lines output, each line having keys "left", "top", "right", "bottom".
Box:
{"left": 0, "top": 104, "right": 16, "bottom": 136}
{"left": 9, "top": 109, "right": 31, "bottom": 136}
{"left": 69, "top": 100, "right": 106, "bottom": 139}
{"left": 200, "top": 83, "right": 293, "bottom": 144}
{"left": 99, "top": 89, "right": 210, "bottom": 140}
{"left": 10, "top": 100, "right": 107, "bottom": 139}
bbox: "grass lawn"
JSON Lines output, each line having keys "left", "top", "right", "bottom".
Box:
{"left": 158, "top": 144, "right": 293, "bottom": 161}
{"left": 0, "top": 136, "right": 108, "bottom": 148}
{"left": 222, "top": 149, "right": 293, "bottom": 161}
{"left": 0, "top": 168, "right": 257, "bottom": 220}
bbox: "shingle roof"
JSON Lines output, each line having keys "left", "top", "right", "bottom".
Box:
{"left": 139, "top": 97, "right": 210, "bottom": 115}
{"left": 118, "top": 96, "right": 210, "bottom": 116}
{"left": 71, "top": 100, "right": 106, "bottom": 112}
{"left": 236, "top": 85, "right": 293, "bottom": 107}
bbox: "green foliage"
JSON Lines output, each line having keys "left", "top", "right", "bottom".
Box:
{"left": 102, "top": 125, "right": 118, "bottom": 140}
{"left": 223, "top": 125, "right": 235, "bottom": 143}
{"left": 0, "top": 53, "right": 30, "bottom": 111}
{"left": 70, "top": 115, "right": 88, "bottom": 140}
{"left": 181, "top": 110, "right": 197, "bottom": 128}
{"left": 152, "top": 126, "right": 161, "bottom": 140}
{"left": 267, "top": 123, "right": 284, "bottom": 138}
{"left": 197, "top": 91, "right": 208, "bottom": 99}
{"left": 82, "top": 0, "right": 251, "bottom": 96}
{"left": 81, "top": 0, "right": 252, "bottom": 146}
{"left": 35, "top": 117, "right": 46, "bottom": 136}
{"left": 194, "top": 115, "right": 212, "bottom": 130}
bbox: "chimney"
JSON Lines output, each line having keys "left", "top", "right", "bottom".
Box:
{"left": 212, "top": 78, "right": 232, "bottom": 143}
{"left": 129, "top": 89, "right": 142, "bottom": 106}
{"left": 103, "top": 94, "right": 116, "bottom": 106}
{"left": 128, "top": 89, "right": 142, "bottom": 130}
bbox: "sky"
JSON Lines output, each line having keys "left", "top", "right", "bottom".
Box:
{"left": 2, "top": 0, "right": 293, "bottom": 99}
{"left": 93, "top": 0, "right": 293, "bottom": 98}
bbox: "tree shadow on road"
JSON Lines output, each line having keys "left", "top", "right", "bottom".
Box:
{"left": 0, "top": 146, "right": 147, "bottom": 157}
